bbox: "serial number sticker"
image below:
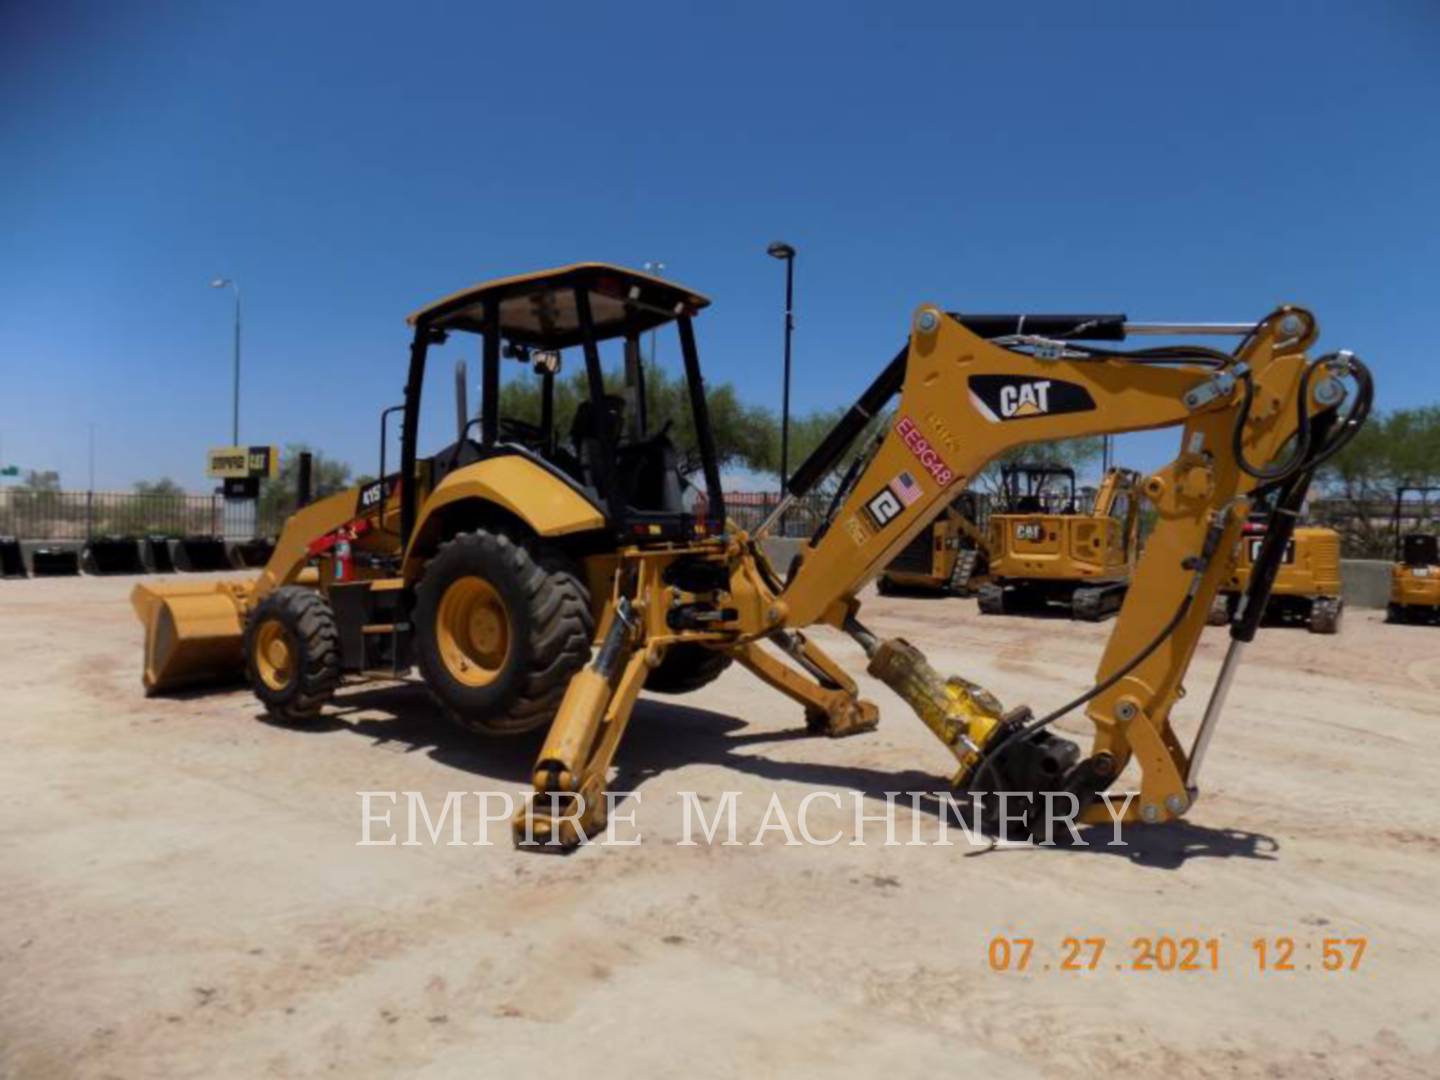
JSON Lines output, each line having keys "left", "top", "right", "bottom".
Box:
{"left": 894, "top": 415, "right": 955, "bottom": 486}
{"left": 986, "top": 935, "right": 1368, "bottom": 973}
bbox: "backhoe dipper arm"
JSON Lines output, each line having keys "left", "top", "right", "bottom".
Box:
{"left": 775, "top": 304, "right": 1364, "bottom": 824}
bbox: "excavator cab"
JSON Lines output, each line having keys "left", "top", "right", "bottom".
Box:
{"left": 1388, "top": 486, "right": 1440, "bottom": 624}
{"left": 978, "top": 463, "right": 1141, "bottom": 620}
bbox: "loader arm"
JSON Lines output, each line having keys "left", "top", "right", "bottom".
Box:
{"left": 771, "top": 303, "right": 1363, "bottom": 824}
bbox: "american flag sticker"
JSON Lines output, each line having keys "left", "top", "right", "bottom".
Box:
{"left": 889, "top": 471, "right": 923, "bottom": 506}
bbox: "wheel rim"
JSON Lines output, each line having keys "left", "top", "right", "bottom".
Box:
{"left": 436, "top": 576, "right": 511, "bottom": 687}
{"left": 255, "top": 620, "right": 296, "bottom": 691}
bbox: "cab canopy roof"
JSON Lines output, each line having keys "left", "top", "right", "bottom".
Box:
{"left": 407, "top": 262, "right": 710, "bottom": 349}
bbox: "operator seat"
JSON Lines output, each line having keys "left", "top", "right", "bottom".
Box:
{"left": 570, "top": 395, "right": 626, "bottom": 498}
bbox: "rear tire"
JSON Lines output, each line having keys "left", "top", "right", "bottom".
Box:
{"left": 245, "top": 586, "right": 341, "bottom": 725}
{"left": 645, "top": 642, "right": 734, "bottom": 695}
{"left": 1386, "top": 602, "right": 1407, "bottom": 625}
{"left": 414, "top": 529, "right": 593, "bottom": 735}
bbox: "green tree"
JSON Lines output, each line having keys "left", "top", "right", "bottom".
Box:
{"left": 1317, "top": 406, "right": 1440, "bottom": 556}
{"left": 259, "top": 445, "right": 353, "bottom": 535}
{"left": 10, "top": 470, "right": 66, "bottom": 533}
{"left": 104, "top": 477, "right": 191, "bottom": 536}
{"left": 497, "top": 364, "right": 777, "bottom": 474}
{"left": 21, "top": 469, "right": 60, "bottom": 492}
{"left": 133, "top": 477, "right": 186, "bottom": 498}
{"left": 974, "top": 437, "right": 1106, "bottom": 497}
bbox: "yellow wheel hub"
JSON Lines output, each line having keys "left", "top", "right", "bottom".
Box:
{"left": 436, "top": 577, "right": 511, "bottom": 687}
{"left": 255, "top": 620, "right": 296, "bottom": 691}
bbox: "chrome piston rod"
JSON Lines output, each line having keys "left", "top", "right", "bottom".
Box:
{"left": 1125, "top": 322, "right": 1257, "bottom": 336}
{"left": 1187, "top": 637, "right": 1247, "bottom": 786}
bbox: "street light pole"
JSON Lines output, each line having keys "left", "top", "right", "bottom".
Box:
{"left": 766, "top": 242, "right": 796, "bottom": 507}
{"left": 210, "top": 278, "right": 241, "bottom": 444}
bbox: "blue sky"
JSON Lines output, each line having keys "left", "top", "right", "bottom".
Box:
{"left": 2, "top": 1, "right": 1436, "bottom": 491}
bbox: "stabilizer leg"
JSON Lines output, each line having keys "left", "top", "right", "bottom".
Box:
{"left": 513, "top": 597, "right": 653, "bottom": 849}
{"left": 734, "top": 632, "right": 879, "bottom": 737}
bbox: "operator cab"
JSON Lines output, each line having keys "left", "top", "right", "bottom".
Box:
{"left": 399, "top": 263, "right": 726, "bottom": 545}
{"left": 999, "top": 463, "right": 1078, "bottom": 514}
{"left": 1393, "top": 487, "right": 1440, "bottom": 567}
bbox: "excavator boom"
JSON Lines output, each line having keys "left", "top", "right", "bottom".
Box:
{"left": 771, "top": 304, "right": 1368, "bottom": 825}
{"left": 517, "top": 302, "right": 1370, "bottom": 844}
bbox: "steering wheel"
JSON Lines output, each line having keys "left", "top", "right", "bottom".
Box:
{"left": 498, "top": 416, "right": 545, "bottom": 444}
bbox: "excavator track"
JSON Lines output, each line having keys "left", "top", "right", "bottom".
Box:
{"left": 1071, "top": 581, "right": 1128, "bottom": 622}
{"left": 976, "top": 582, "right": 1007, "bottom": 616}
{"left": 1308, "top": 595, "right": 1343, "bottom": 635}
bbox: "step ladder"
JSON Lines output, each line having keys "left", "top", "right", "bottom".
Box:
{"left": 948, "top": 547, "right": 980, "bottom": 593}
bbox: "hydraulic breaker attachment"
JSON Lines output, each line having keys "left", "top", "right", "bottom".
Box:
{"left": 131, "top": 580, "right": 254, "bottom": 694}
{"left": 843, "top": 619, "right": 1007, "bottom": 783}
{"left": 842, "top": 618, "right": 1082, "bottom": 822}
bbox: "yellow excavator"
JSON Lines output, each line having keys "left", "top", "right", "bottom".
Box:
{"left": 877, "top": 491, "right": 989, "bottom": 596}
{"left": 133, "top": 265, "right": 1372, "bottom": 846}
{"left": 977, "top": 463, "right": 1142, "bottom": 620}
{"left": 1388, "top": 486, "right": 1440, "bottom": 625}
{"left": 1207, "top": 516, "right": 1344, "bottom": 633}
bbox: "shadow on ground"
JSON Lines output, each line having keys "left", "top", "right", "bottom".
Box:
{"left": 260, "top": 682, "right": 1278, "bottom": 868}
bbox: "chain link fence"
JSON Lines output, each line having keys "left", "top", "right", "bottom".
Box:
{"left": 0, "top": 489, "right": 285, "bottom": 542}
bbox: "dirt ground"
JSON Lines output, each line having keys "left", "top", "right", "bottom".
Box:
{"left": 2, "top": 572, "right": 1438, "bottom": 1079}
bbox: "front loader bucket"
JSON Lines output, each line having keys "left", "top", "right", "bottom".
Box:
{"left": 131, "top": 580, "right": 254, "bottom": 694}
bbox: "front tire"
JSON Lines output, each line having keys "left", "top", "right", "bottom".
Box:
{"left": 245, "top": 586, "right": 341, "bottom": 725}
{"left": 414, "top": 529, "right": 593, "bottom": 735}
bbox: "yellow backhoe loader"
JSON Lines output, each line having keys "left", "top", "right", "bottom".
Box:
{"left": 977, "top": 463, "right": 1142, "bottom": 620}
{"left": 1207, "top": 518, "right": 1343, "bottom": 633}
{"left": 877, "top": 492, "right": 989, "bottom": 596}
{"left": 1388, "top": 486, "right": 1440, "bottom": 625}
{"left": 134, "top": 266, "right": 1372, "bottom": 847}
